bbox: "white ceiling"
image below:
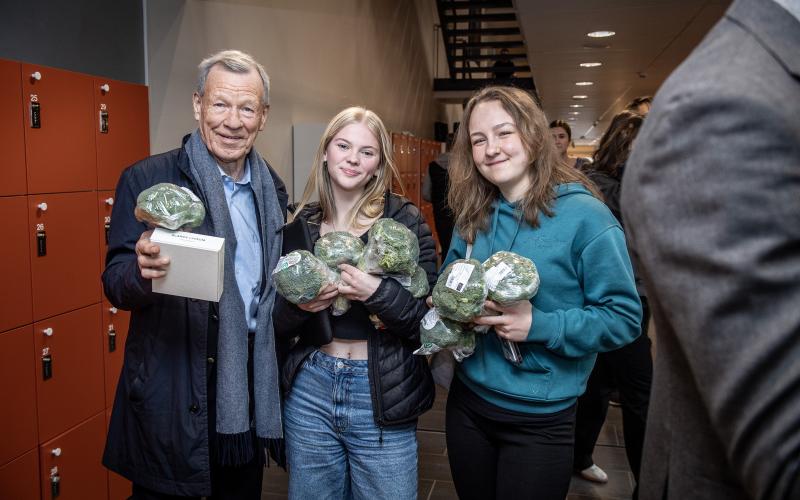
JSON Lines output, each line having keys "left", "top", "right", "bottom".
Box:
{"left": 515, "top": 0, "right": 731, "bottom": 145}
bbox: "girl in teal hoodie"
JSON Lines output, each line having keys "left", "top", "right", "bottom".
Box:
{"left": 442, "top": 86, "right": 642, "bottom": 500}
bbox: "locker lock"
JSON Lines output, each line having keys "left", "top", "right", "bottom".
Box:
{"left": 50, "top": 467, "right": 60, "bottom": 498}
{"left": 42, "top": 327, "right": 53, "bottom": 337}
{"left": 31, "top": 71, "right": 42, "bottom": 81}
{"left": 36, "top": 223, "right": 47, "bottom": 257}
{"left": 37, "top": 202, "right": 48, "bottom": 211}
{"left": 100, "top": 83, "right": 110, "bottom": 93}
{"left": 51, "top": 447, "right": 62, "bottom": 457}
{"left": 108, "top": 324, "right": 117, "bottom": 352}
{"left": 105, "top": 197, "right": 114, "bottom": 206}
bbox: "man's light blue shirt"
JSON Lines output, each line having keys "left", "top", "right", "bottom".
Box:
{"left": 218, "top": 160, "right": 262, "bottom": 331}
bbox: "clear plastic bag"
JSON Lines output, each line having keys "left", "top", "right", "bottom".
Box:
{"left": 134, "top": 183, "right": 206, "bottom": 230}
{"left": 431, "top": 259, "right": 487, "bottom": 322}
{"left": 358, "top": 218, "right": 419, "bottom": 276}
{"left": 314, "top": 232, "right": 365, "bottom": 316}
{"left": 483, "top": 251, "right": 540, "bottom": 304}
{"left": 393, "top": 264, "right": 429, "bottom": 299}
{"left": 413, "top": 308, "right": 476, "bottom": 361}
{"left": 272, "top": 250, "right": 338, "bottom": 305}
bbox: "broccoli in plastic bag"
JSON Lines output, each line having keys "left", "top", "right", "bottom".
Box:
{"left": 358, "top": 218, "right": 419, "bottom": 276}
{"left": 394, "top": 265, "right": 429, "bottom": 299}
{"left": 272, "top": 250, "right": 337, "bottom": 305}
{"left": 483, "top": 251, "right": 540, "bottom": 304}
{"left": 432, "top": 259, "right": 487, "bottom": 322}
{"left": 414, "top": 308, "right": 476, "bottom": 361}
{"left": 134, "top": 183, "right": 206, "bottom": 230}
{"left": 314, "top": 231, "right": 365, "bottom": 316}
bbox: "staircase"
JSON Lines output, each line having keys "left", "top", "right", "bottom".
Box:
{"left": 434, "top": 0, "right": 538, "bottom": 101}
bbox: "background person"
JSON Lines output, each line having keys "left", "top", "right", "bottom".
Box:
{"left": 443, "top": 86, "right": 642, "bottom": 500}
{"left": 550, "top": 119, "right": 591, "bottom": 170}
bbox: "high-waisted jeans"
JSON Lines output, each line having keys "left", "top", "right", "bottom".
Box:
{"left": 284, "top": 350, "right": 418, "bottom": 500}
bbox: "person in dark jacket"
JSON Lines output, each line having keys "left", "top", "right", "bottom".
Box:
{"left": 102, "top": 50, "right": 288, "bottom": 499}
{"left": 274, "top": 107, "right": 435, "bottom": 499}
{"left": 421, "top": 145, "right": 455, "bottom": 259}
{"left": 573, "top": 110, "right": 652, "bottom": 496}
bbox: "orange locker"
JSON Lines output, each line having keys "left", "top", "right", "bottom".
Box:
{"left": 28, "top": 191, "right": 101, "bottom": 321}
{"left": 0, "top": 448, "right": 40, "bottom": 500}
{"left": 0, "top": 325, "right": 37, "bottom": 466}
{"left": 0, "top": 196, "right": 33, "bottom": 332}
{"left": 101, "top": 299, "right": 130, "bottom": 408}
{"left": 94, "top": 78, "right": 150, "bottom": 190}
{"left": 39, "top": 412, "right": 107, "bottom": 500}
{"left": 0, "top": 59, "right": 27, "bottom": 196}
{"left": 34, "top": 304, "right": 104, "bottom": 442}
{"left": 22, "top": 63, "right": 96, "bottom": 194}
{"left": 98, "top": 190, "right": 116, "bottom": 275}
{"left": 106, "top": 408, "right": 131, "bottom": 500}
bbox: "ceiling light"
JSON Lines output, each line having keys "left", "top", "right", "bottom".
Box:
{"left": 569, "top": 104, "right": 584, "bottom": 108}
{"left": 572, "top": 95, "right": 588, "bottom": 99}
{"left": 580, "top": 62, "right": 602, "bottom": 68}
{"left": 587, "top": 30, "right": 615, "bottom": 38}
{"left": 569, "top": 111, "right": 580, "bottom": 115}
{"left": 575, "top": 81, "right": 594, "bottom": 86}
{"left": 568, "top": 117, "right": 577, "bottom": 121}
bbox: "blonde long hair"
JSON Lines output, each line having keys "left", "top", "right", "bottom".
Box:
{"left": 448, "top": 86, "right": 599, "bottom": 242}
{"left": 293, "top": 107, "right": 400, "bottom": 229}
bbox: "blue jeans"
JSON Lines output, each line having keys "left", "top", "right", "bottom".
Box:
{"left": 284, "top": 350, "right": 418, "bottom": 500}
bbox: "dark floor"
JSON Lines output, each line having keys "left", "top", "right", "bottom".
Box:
{"left": 262, "top": 385, "right": 634, "bottom": 500}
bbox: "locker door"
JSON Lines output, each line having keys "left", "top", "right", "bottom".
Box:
{"left": 101, "top": 300, "right": 129, "bottom": 408}
{"left": 0, "top": 449, "right": 40, "bottom": 500}
{"left": 0, "top": 196, "right": 33, "bottom": 332}
{"left": 0, "top": 325, "right": 37, "bottom": 466}
{"left": 22, "top": 63, "right": 96, "bottom": 194}
{"left": 34, "top": 304, "right": 104, "bottom": 442}
{"left": 106, "top": 409, "right": 131, "bottom": 500}
{"left": 29, "top": 191, "right": 101, "bottom": 321}
{"left": 94, "top": 78, "right": 149, "bottom": 190}
{"left": 39, "top": 412, "right": 107, "bottom": 500}
{"left": 0, "top": 59, "right": 27, "bottom": 196}
{"left": 98, "top": 191, "right": 116, "bottom": 276}
{"left": 408, "top": 137, "right": 420, "bottom": 206}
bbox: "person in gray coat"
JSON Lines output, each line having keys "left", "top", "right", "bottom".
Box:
{"left": 620, "top": 0, "right": 800, "bottom": 498}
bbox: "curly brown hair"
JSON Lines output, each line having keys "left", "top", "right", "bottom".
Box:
{"left": 592, "top": 110, "right": 644, "bottom": 177}
{"left": 448, "top": 86, "right": 599, "bottom": 243}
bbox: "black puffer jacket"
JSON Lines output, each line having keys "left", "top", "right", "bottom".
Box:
{"left": 274, "top": 192, "right": 436, "bottom": 426}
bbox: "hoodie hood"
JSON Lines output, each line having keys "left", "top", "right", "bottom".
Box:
{"left": 554, "top": 182, "right": 595, "bottom": 199}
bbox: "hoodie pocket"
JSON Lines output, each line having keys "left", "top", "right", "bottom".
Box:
{"left": 518, "top": 344, "right": 552, "bottom": 399}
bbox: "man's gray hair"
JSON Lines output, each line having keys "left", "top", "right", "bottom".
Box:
{"left": 197, "top": 50, "right": 270, "bottom": 106}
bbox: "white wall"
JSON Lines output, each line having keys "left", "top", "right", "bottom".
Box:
{"left": 146, "top": 0, "right": 445, "bottom": 198}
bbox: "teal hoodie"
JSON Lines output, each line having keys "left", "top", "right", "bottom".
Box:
{"left": 443, "top": 183, "right": 642, "bottom": 413}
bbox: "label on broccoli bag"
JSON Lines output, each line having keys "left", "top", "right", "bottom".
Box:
{"left": 445, "top": 263, "right": 475, "bottom": 292}
{"left": 484, "top": 262, "right": 513, "bottom": 291}
{"left": 421, "top": 309, "right": 440, "bottom": 330}
{"left": 273, "top": 252, "right": 302, "bottom": 274}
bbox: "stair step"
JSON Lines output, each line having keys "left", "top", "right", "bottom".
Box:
{"left": 442, "top": 12, "right": 517, "bottom": 23}
{"left": 448, "top": 40, "right": 524, "bottom": 50}
{"left": 434, "top": 77, "right": 537, "bottom": 93}
{"left": 452, "top": 65, "right": 531, "bottom": 73}
{"left": 446, "top": 27, "right": 521, "bottom": 36}
{"left": 440, "top": 0, "right": 513, "bottom": 10}
{"left": 448, "top": 53, "right": 527, "bottom": 62}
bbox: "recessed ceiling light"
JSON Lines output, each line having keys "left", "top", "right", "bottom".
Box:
{"left": 569, "top": 111, "right": 580, "bottom": 115}
{"left": 572, "top": 95, "right": 588, "bottom": 99}
{"left": 568, "top": 117, "right": 577, "bottom": 121}
{"left": 580, "top": 62, "right": 602, "bottom": 68}
{"left": 575, "top": 81, "right": 594, "bottom": 86}
{"left": 569, "top": 104, "right": 584, "bottom": 108}
{"left": 587, "top": 30, "right": 615, "bottom": 38}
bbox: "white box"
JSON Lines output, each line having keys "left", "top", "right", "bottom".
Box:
{"left": 150, "top": 228, "right": 225, "bottom": 302}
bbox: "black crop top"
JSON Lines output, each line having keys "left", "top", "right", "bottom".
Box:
{"left": 328, "top": 231, "right": 373, "bottom": 341}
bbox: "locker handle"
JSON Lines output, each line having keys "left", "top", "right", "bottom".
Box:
{"left": 100, "top": 83, "right": 110, "bottom": 93}
{"left": 51, "top": 447, "right": 62, "bottom": 457}
{"left": 43, "top": 327, "right": 53, "bottom": 337}
{"left": 31, "top": 71, "right": 41, "bottom": 81}
{"left": 37, "top": 202, "right": 48, "bottom": 211}
{"left": 109, "top": 306, "right": 118, "bottom": 314}
{"left": 105, "top": 197, "right": 114, "bottom": 206}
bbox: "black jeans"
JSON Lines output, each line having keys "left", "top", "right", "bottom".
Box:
{"left": 574, "top": 297, "right": 653, "bottom": 489}
{"left": 446, "top": 376, "right": 576, "bottom": 500}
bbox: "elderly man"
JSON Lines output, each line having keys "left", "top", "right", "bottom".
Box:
{"left": 102, "top": 50, "right": 287, "bottom": 499}
{"left": 621, "top": 0, "right": 800, "bottom": 498}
